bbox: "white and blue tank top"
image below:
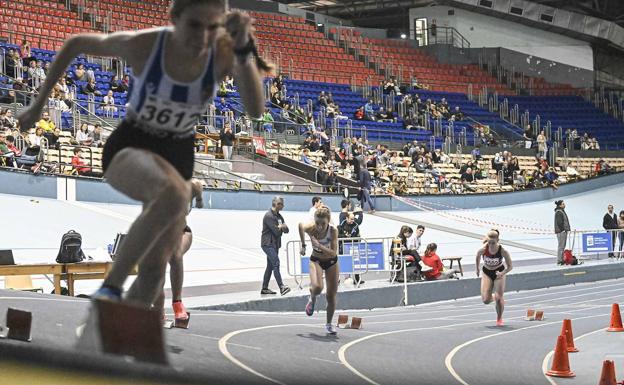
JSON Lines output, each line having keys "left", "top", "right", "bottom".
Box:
{"left": 126, "top": 27, "right": 217, "bottom": 136}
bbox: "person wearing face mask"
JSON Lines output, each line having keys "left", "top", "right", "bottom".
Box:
{"left": 476, "top": 230, "right": 513, "bottom": 326}
{"left": 299, "top": 206, "right": 340, "bottom": 335}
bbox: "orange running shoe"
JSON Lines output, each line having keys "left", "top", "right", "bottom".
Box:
{"left": 496, "top": 319, "right": 504, "bottom": 327}
{"left": 173, "top": 301, "right": 189, "bottom": 321}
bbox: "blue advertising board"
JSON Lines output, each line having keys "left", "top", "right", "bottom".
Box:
{"left": 343, "top": 241, "right": 386, "bottom": 271}
{"left": 581, "top": 232, "right": 612, "bottom": 253}
{"left": 301, "top": 255, "right": 353, "bottom": 274}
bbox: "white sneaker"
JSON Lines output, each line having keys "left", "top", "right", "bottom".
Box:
{"left": 419, "top": 261, "right": 433, "bottom": 272}
{"left": 326, "top": 323, "right": 337, "bottom": 335}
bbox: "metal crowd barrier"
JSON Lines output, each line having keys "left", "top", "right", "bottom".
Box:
{"left": 568, "top": 229, "right": 624, "bottom": 260}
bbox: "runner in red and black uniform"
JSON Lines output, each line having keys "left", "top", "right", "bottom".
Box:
{"left": 476, "top": 230, "right": 513, "bottom": 326}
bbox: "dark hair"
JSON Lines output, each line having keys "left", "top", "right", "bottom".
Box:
{"left": 398, "top": 225, "right": 413, "bottom": 244}
{"left": 340, "top": 199, "right": 350, "bottom": 209}
{"left": 170, "top": 0, "right": 225, "bottom": 18}
{"left": 312, "top": 196, "right": 322, "bottom": 206}
{"left": 425, "top": 243, "right": 437, "bottom": 255}
{"left": 6, "top": 135, "right": 14, "bottom": 142}
{"left": 417, "top": 225, "right": 425, "bottom": 231}
{"left": 73, "top": 147, "right": 82, "bottom": 155}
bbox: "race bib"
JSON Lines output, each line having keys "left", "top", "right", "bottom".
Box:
{"left": 136, "top": 95, "right": 203, "bottom": 133}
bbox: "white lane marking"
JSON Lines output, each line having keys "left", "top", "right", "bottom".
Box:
{"left": 338, "top": 292, "right": 623, "bottom": 385}
{"left": 541, "top": 328, "right": 606, "bottom": 385}
{"left": 219, "top": 323, "right": 310, "bottom": 385}
{"left": 0, "top": 296, "right": 89, "bottom": 303}
{"left": 311, "top": 357, "right": 343, "bottom": 365}
{"left": 186, "top": 333, "right": 262, "bottom": 350}
{"left": 445, "top": 310, "right": 614, "bottom": 385}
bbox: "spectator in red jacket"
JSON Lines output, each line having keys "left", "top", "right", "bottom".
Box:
{"left": 421, "top": 243, "right": 458, "bottom": 280}
{"left": 71, "top": 147, "right": 102, "bottom": 177}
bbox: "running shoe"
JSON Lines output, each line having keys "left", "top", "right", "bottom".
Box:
{"left": 173, "top": 301, "right": 189, "bottom": 321}
{"left": 496, "top": 319, "right": 504, "bottom": 327}
{"left": 305, "top": 297, "right": 315, "bottom": 316}
{"left": 325, "top": 323, "right": 337, "bottom": 335}
{"left": 91, "top": 286, "right": 122, "bottom": 302}
{"left": 260, "top": 288, "right": 277, "bottom": 295}
{"left": 280, "top": 286, "right": 291, "bottom": 296}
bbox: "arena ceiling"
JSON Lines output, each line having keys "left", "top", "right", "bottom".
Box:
{"left": 275, "top": 0, "right": 624, "bottom": 29}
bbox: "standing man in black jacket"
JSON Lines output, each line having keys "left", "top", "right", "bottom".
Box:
{"left": 338, "top": 204, "right": 364, "bottom": 285}
{"left": 603, "top": 204, "right": 618, "bottom": 258}
{"left": 554, "top": 200, "right": 571, "bottom": 265}
{"left": 220, "top": 123, "right": 235, "bottom": 160}
{"left": 260, "top": 196, "right": 291, "bottom": 295}
{"left": 359, "top": 161, "right": 376, "bottom": 213}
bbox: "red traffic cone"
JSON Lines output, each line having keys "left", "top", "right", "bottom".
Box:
{"left": 559, "top": 319, "right": 578, "bottom": 353}
{"left": 608, "top": 304, "right": 624, "bottom": 332}
{"left": 599, "top": 360, "right": 617, "bottom": 385}
{"left": 598, "top": 360, "right": 618, "bottom": 385}
{"left": 545, "top": 335, "right": 575, "bottom": 378}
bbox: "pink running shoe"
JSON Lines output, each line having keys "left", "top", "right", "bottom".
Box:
{"left": 305, "top": 297, "right": 315, "bottom": 316}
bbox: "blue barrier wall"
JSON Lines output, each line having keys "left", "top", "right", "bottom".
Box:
{"left": 2, "top": 169, "right": 624, "bottom": 211}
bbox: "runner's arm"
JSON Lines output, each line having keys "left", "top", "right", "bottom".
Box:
{"left": 501, "top": 248, "right": 513, "bottom": 275}
{"left": 475, "top": 248, "right": 483, "bottom": 277}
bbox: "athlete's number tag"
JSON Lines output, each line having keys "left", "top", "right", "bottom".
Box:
{"left": 138, "top": 95, "right": 202, "bottom": 133}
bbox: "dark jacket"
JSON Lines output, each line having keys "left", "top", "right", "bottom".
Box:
{"left": 337, "top": 211, "right": 363, "bottom": 239}
{"left": 220, "top": 130, "right": 235, "bottom": 147}
{"left": 359, "top": 169, "right": 372, "bottom": 190}
{"left": 261, "top": 209, "right": 287, "bottom": 249}
{"left": 554, "top": 208, "right": 570, "bottom": 233}
{"left": 603, "top": 212, "right": 618, "bottom": 230}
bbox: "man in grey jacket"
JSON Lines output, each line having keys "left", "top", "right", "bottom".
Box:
{"left": 554, "top": 200, "right": 571, "bottom": 265}
{"left": 260, "top": 196, "right": 291, "bottom": 295}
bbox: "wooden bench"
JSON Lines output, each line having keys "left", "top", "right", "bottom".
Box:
{"left": 0, "top": 262, "right": 137, "bottom": 296}
{"left": 442, "top": 257, "right": 463, "bottom": 277}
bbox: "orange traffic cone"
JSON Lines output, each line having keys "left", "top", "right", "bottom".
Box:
{"left": 599, "top": 360, "right": 617, "bottom": 385}
{"left": 560, "top": 319, "right": 578, "bottom": 353}
{"left": 545, "top": 335, "right": 575, "bottom": 378}
{"left": 608, "top": 304, "right": 624, "bottom": 332}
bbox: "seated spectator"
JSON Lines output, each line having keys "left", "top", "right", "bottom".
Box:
{"left": 383, "top": 76, "right": 401, "bottom": 95}
{"left": 102, "top": 90, "right": 118, "bottom": 113}
{"left": 36, "top": 111, "right": 55, "bottom": 133}
{"left": 354, "top": 106, "right": 365, "bottom": 120}
{"left": 236, "top": 112, "right": 252, "bottom": 133}
{"left": 281, "top": 103, "right": 291, "bottom": 120}
{"left": 28, "top": 127, "right": 45, "bottom": 147}
{"left": 0, "top": 90, "right": 17, "bottom": 104}
{"left": 421, "top": 243, "right": 458, "bottom": 280}
{"left": 471, "top": 145, "right": 482, "bottom": 161}
{"left": 74, "top": 63, "right": 87, "bottom": 82}
{"left": 452, "top": 106, "right": 464, "bottom": 121}
{"left": 300, "top": 148, "right": 313, "bottom": 165}
{"left": 45, "top": 128, "right": 62, "bottom": 149}
{"left": 308, "top": 137, "right": 320, "bottom": 152}
{"left": 109, "top": 75, "right": 122, "bottom": 93}
{"left": 318, "top": 91, "right": 329, "bottom": 107}
{"left": 76, "top": 123, "right": 93, "bottom": 146}
{"left": 119, "top": 74, "right": 130, "bottom": 93}
{"left": 364, "top": 100, "right": 376, "bottom": 121}
{"left": 544, "top": 167, "right": 559, "bottom": 189}
{"left": 565, "top": 162, "right": 579, "bottom": 180}
{"left": 596, "top": 159, "right": 614, "bottom": 176}
{"left": 269, "top": 82, "right": 283, "bottom": 107}
{"left": 71, "top": 147, "right": 102, "bottom": 177}
{"left": 0, "top": 132, "right": 16, "bottom": 167}
{"left": 89, "top": 124, "right": 105, "bottom": 147}
{"left": 461, "top": 167, "right": 477, "bottom": 192}
{"left": 1, "top": 109, "right": 17, "bottom": 130}
{"left": 82, "top": 78, "right": 102, "bottom": 96}
{"left": 261, "top": 108, "right": 274, "bottom": 132}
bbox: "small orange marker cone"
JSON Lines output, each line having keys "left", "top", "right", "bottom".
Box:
{"left": 598, "top": 360, "right": 617, "bottom": 385}
{"left": 525, "top": 309, "right": 535, "bottom": 321}
{"left": 535, "top": 310, "right": 545, "bottom": 321}
{"left": 608, "top": 304, "right": 624, "bottom": 332}
{"left": 560, "top": 319, "right": 578, "bottom": 353}
{"left": 545, "top": 335, "right": 575, "bottom": 378}
{"left": 337, "top": 314, "right": 349, "bottom": 328}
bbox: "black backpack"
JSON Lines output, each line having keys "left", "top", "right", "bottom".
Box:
{"left": 56, "top": 230, "right": 85, "bottom": 263}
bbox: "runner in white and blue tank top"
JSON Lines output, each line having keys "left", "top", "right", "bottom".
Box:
{"left": 18, "top": 0, "right": 268, "bottom": 339}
